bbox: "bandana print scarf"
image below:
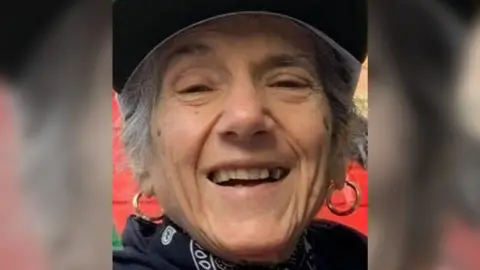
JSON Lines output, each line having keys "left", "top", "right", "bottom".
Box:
{"left": 152, "top": 217, "right": 318, "bottom": 270}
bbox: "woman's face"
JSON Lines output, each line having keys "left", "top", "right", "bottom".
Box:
{"left": 147, "top": 16, "right": 342, "bottom": 263}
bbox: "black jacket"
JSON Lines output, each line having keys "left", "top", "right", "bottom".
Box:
{"left": 113, "top": 215, "right": 366, "bottom": 270}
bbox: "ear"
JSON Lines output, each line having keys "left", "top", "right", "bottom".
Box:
{"left": 326, "top": 133, "right": 349, "bottom": 190}
{"left": 138, "top": 172, "right": 155, "bottom": 198}
{"left": 327, "top": 150, "right": 347, "bottom": 190}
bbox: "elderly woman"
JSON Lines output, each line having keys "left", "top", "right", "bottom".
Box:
{"left": 113, "top": 0, "right": 367, "bottom": 269}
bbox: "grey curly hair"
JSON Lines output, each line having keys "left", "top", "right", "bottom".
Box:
{"left": 116, "top": 34, "right": 361, "bottom": 181}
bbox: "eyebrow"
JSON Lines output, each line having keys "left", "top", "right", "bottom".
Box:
{"left": 163, "top": 43, "right": 318, "bottom": 79}
{"left": 253, "top": 53, "right": 318, "bottom": 79}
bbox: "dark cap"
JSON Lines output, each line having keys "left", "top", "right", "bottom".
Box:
{"left": 113, "top": 0, "right": 367, "bottom": 93}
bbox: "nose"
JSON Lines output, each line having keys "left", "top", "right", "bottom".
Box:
{"left": 215, "top": 83, "right": 273, "bottom": 142}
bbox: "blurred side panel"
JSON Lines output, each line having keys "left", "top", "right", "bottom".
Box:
{"left": 0, "top": 80, "right": 47, "bottom": 269}
{"left": 369, "top": 0, "right": 479, "bottom": 270}
{"left": 0, "top": 0, "right": 112, "bottom": 269}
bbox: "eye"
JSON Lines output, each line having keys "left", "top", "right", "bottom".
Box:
{"left": 179, "top": 84, "right": 213, "bottom": 94}
{"left": 269, "top": 80, "right": 310, "bottom": 89}
{"left": 266, "top": 73, "right": 315, "bottom": 90}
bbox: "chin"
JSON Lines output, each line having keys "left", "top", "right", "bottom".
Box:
{"left": 210, "top": 222, "right": 296, "bottom": 264}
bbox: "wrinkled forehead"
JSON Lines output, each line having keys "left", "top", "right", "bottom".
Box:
{"left": 155, "top": 14, "right": 317, "bottom": 68}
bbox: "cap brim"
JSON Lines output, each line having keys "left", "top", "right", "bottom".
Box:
{"left": 113, "top": 0, "right": 367, "bottom": 93}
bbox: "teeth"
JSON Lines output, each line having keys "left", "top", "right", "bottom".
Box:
{"left": 271, "top": 168, "right": 283, "bottom": 180}
{"left": 260, "top": 169, "right": 269, "bottom": 179}
{"left": 233, "top": 169, "right": 249, "bottom": 180}
{"left": 211, "top": 168, "right": 286, "bottom": 183}
{"left": 216, "top": 171, "right": 230, "bottom": 183}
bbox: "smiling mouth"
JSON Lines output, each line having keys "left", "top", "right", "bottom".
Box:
{"left": 206, "top": 167, "right": 290, "bottom": 187}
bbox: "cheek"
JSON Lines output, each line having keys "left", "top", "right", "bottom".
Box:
{"left": 275, "top": 101, "right": 331, "bottom": 162}
{"left": 275, "top": 101, "right": 332, "bottom": 219}
{"left": 154, "top": 106, "right": 205, "bottom": 168}
{"left": 149, "top": 104, "right": 210, "bottom": 207}
{"left": 150, "top": 109, "right": 208, "bottom": 217}
{"left": 298, "top": 121, "right": 329, "bottom": 160}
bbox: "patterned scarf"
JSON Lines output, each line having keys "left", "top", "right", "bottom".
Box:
{"left": 153, "top": 217, "right": 318, "bottom": 270}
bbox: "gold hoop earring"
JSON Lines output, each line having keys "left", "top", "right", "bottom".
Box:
{"left": 326, "top": 180, "right": 361, "bottom": 216}
{"left": 132, "top": 192, "right": 163, "bottom": 222}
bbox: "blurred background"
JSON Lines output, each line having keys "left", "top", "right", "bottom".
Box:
{"left": 369, "top": 0, "right": 480, "bottom": 269}
{"left": 0, "top": 1, "right": 111, "bottom": 269}
{"left": 0, "top": 0, "right": 479, "bottom": 269}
